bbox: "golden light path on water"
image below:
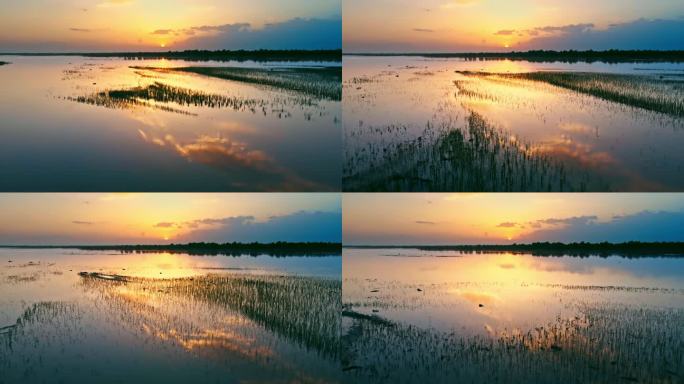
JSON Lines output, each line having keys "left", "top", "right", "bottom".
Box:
{"left": 344, "top": 248, "right": 684, "bottom": 334}
{"left": 0, "top": 247, "right": 342, "bottom": 382}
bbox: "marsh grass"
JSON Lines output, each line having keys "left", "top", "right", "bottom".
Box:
{"left": 80, "top": 272, "right": 342, "bottom": 359}
{"left": 133, "top": 66, "right": 342, "bottom": 101}
{"left": 459, "top": 71, "right": 684, "bottom": 117}
{"left": 1, "top": 271, "right": 342, "bottom": 383}
{"left": 68, "top": 80, "right": 325, "bottom": 119}
{"left": 0, "top": 301, "right": 82, "bottom": 352}
{"left": 165, "top": 274, "right": 342, "bottom": 358}
{"left": 344, "top": 111, "right": 589, "bottom": 191}
{"left": 342, "top": 304, "right": 684, "bottom": 383}
{"left": 69, "top": 82, "right": 271, "bottom": 115}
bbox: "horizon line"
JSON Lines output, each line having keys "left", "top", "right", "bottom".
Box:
{"left": 343, "top": 49, "right": 684, "bottom": 54}
{"left": 344, "top": 241, "right": 684, "bottom": 247}
{"left": 0, "top": 241, "right": 342, "bottom": 247}
{"left": 0, "top": 48, "right": 342, "bottom": 54}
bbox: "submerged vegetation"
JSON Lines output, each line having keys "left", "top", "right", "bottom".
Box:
{"left": 79, "top": 272, "right": 342, "bottom": 358}
{"left": 134, "top": 66, "right": 342, "bottom": 101}
{"left": 342, "top": 303, "right": 684, "bottom": 383}
{"left": 460, "top": 71, "right": 684, "bottom": 117}
{"left": 344, "top": 111, "right": 590, "bottom": 192}
{"left": 344, "top": 56, "right": 684, "bottom": 192}
{"left": 348, "top": 242, "right": 684, "bottom": 257}
{"left": 2, "top": 242, "right": 342, "bottom": 256}
{"left": 1, "top": 267, "right": 342, "bottom": 383}
{"left": 69, "top": 81, "right": 270, "bottom": 115}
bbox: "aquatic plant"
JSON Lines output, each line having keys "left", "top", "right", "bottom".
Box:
{"left": 459, "top": 71, "right": 684, "bottom": 117}
{"left": 166, "top": 274, "right": 342, "bottom": 358}
{"left": 70, "top": 81, "right": 270, "bottom": 114}
{"left": 342, "top": 303, "right": 684, "bottom": 383}
{"left": 344, "top": 111, "right": 590, "bottom": 191}
{"left": 133, "top": 66, "right": 342, "bottom": 101}
{"left": 0, "top": 271, "right": 343, "bottom": 383}
{"left": 76, "top": 272, "right": 342, "bottom": 359}
{"left": 68, "top": 79, "right": 328, "bottom": 120}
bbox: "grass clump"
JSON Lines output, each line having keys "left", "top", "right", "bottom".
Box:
{"left": 166, "top": 274, "right": 342, "bottom": 358}
{"left": 134, "top": 66, "right": 342, "bottom": 101}
{"left": 69, "top": 81, "right": 270, "bottom": 115}
{"left": 342, "top": 304, "right": 684, "bottom": 383}
{"left": 460, "top": 71, "right": 684, "bottom": 117}
{"left": 344, "top": 111, "right": 587, "bottom": 192}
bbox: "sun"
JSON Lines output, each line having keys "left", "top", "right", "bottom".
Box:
{"left": 504, "top": 43, "right": 510, "bottom": 49}
{"left": 160, "top": 42, "right": 166, "bottom": 48}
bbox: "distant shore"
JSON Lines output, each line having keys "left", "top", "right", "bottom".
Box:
{"left": 345, "top": 50, "right": 684, "bottom": 63}
{"left": 345, "top": 242, "right": 684, "bottom": 257}
{"left": 0, "top": 241, "right": 342, "bottom": 257}
{"left": 0, "top": 49, "right": 342, "bottom": 62}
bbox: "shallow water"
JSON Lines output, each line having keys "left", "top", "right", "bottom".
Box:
{"left": 0, "top": 248, "right": 342, "bottom": 383}
{"left": 342, "top": 248, "right": 684, "bottom": 383}
{"left": 343, "top": 56, "right": 684, "bottom": 191}
{"left": 0, "top": 56, "right": 341, "bottom": 191}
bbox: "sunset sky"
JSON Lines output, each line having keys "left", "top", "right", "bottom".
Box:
{"left": 0, "top": 193, "right": 341, "bottom": 245}
{"left": 343, "top": 194, "right": 684, "bottom": 245}
{"left": 0, "top": 0, "right": 341, "bottom": 52}
{"left": 344, "top": 0, "right": 684, "bottom": 52}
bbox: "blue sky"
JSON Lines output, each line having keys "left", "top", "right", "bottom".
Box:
{"left": 0, "top": 0, "right": 341, "bottom": 51}
{"left": 343, "top": 0, "right": 684, "bottom": 52}
{"left": 343, "top": 194, "right": 684, "bottom": 245}
{"left": 0, "top": 193, "right": 341, "bottom": 244}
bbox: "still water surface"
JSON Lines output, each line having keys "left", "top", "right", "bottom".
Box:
{"left": 343, "top": 248, "right": 684, "bottom": 383}
{"left": 0, "top": 56, "right": 341, "bottom": 191}
{"left": 0, "top": 248, "right": 342, "bottom": 383}
{"left": 343, "top": 56, "right": 684, "bottom": 191}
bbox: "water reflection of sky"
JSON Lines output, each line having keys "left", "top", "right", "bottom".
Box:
{"left": 0, "top": 247, "right": 341, "bottom": 383}
{"left": 0, "top": 56, "right": 341, "bottom": 191}
{"left": 343, "top": 56, "right": 684, "bottom": 191}
{"left": 0, "top": 248, "right": 341, "bottom": 279}
{"left": 343, "top": 248, "right": 684, "bottom": 334}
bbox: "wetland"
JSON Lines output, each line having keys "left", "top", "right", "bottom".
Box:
{"left": 0, "top": 53, "right": 341, "bottom": 191}
{"left": 0, "top": 246, "right": 342, "bottom": 383}
{"left": 343, "top": 55, "right": 684, "bottom": 191}
{"left": 342, "top": 247, "right": 684, "bottom": 383}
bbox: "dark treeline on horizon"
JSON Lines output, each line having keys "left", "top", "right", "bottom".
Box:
{"left": 347, "top": 242, "right": 684, "bottom": 258}
{"left": 0, "top": 49, "right": 342, "bottom": 62}
{"left": 346, "top": 50, "right": 684, "bottom": 63}
{"left": 1, "top": 242, "right": 342, "bottom": 257}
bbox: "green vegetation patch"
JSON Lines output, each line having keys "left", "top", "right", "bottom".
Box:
{"left": 342, "top": 304, "right": 684, "bottom": 383}
{"left": 84, "top": 273, "right": 343, "bottom": 359}
{"left": 134, "top": 66, "right": 342, "bottom": 101}
{"left": 344, "top": 112, "right": 590, "bottom": 192}
{"left": 460, "top": 71, "right": 684, "bottom": 117}
{"left": 168, "top": 274, "right": 342, "bottom": 358}
{"left": 69, "top": 81, "right": 268, "bottom": 115}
